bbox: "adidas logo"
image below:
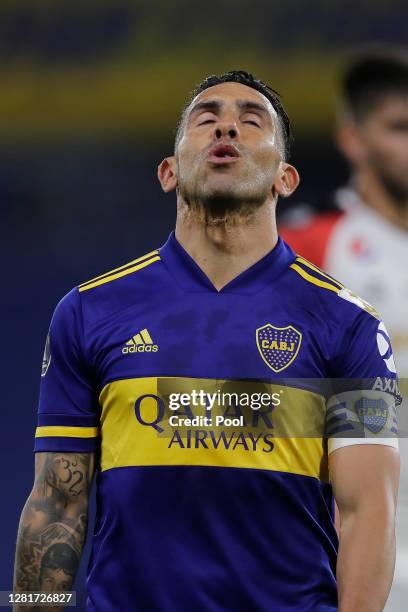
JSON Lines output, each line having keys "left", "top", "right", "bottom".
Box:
{"left": 122, "top": 328, "right": 159, "bottom": 354}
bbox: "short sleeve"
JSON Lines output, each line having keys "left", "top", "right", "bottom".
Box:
{"left": 326, "top": 309, "right": 401, "bottom": 454}
{"left": 34, "top": 287, "right": 99, "bottom": 452}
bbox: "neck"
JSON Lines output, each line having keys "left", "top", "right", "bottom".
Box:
{"left": 174, "top": 197, "right": 279, "bottom": 291}
{"left": 352, "top": 170, "right": 408, "bottom": 230}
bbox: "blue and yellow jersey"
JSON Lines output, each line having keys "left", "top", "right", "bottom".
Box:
{"left": 35, "top": 232, "right": 400, "bottom": 612}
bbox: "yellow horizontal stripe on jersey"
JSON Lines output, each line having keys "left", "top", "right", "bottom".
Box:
{"left": 295, "top": 256, "right": 344, "bottom": 289}
{"left": 79, "top": 255, "right": 161, "bottom": 292}
{"left": 35, "top": 426, "right": 99, "bottom": 438}
{"left": 79, "top": 249, "right": 159, "bottom": 288}
{"left": 98, "top": 377, "right": 328, "bottom": 482}
{"left": 290, "top": 263, "right": 340, "bottom": 293}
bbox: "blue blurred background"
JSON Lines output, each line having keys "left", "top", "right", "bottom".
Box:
{"left": 1, "top": 1, "right": 407, "bottom": 609}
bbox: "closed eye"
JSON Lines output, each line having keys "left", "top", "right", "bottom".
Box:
{"left": 199, "top": 119, "right": 216, "bottom": 125}
{"left": 243, "top": 119, "right": 261, "bottom": 127}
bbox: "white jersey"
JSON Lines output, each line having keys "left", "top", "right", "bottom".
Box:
{"left": 327, "top": 188, "right": 408, "bottom": 374}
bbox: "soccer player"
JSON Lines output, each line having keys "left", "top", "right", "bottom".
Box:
{"left": 14, "top": 70, "right": 400, "bottom": 611}
{"left": 279, "top": 52, "right": 408, "bottom": 366}
{"left": 279, "top": 52, "right": 408, "bottom": 607}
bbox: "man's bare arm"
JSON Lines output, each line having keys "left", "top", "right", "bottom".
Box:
{"left": 13, "top": 452, "right": 95, "bottom": 608}
{"left": 330, "top": 444, "right": 400, "bottom": 612}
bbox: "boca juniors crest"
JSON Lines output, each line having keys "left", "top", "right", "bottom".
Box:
{"left": 355, "top": 397, "right": 389, "bottom": 434}
{"left": 256, "top": 324, "right": 302, "bottom": 373}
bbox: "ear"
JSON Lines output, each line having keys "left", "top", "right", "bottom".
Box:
{"left": 335, "top": 122, "right": 367, "bottom": 166}
{"left": 273, "top": 162, "right": 300, "bottom": 198}
{"left": 157, "top": 156, "right": 178, "bottom": 193}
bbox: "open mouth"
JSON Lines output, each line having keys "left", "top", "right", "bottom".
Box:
{"left": 207, "top": 143, "right": 241, "bottom": 164}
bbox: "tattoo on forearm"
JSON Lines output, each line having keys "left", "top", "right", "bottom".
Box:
{"left": 14, "top": 453, "right": 95, "bottom": 594}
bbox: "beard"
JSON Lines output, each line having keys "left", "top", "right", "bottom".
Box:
{"left": 177, "top": 161, "right": 272, "bottom": 225}
{"left": 378, "top": 170, "right": 408, "bottom": 207}
{"left": 369, "top": 154, "right": 408, "bottom": 208}
{"left": 180, "top": 190, "right": 269, "bottom": 225}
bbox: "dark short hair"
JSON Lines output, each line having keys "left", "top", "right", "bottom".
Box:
{"left": 341, "top": 49, "right": 408, "bottom": 121}
{"left": 175, "top": 70, "right": 292, "bottom": 160}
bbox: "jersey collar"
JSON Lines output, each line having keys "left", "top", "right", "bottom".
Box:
{"left": 159, "top": 230, "right": 296, "bottom": 294}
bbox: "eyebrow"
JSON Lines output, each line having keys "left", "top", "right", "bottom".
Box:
{"left": 188, "top": 98, "right": 270, "bottom": 120}
{"left": 188, "top": 100, "right": 222, "bottom": 118}
{"left": 236, "top": 100, "right": 270, "bottom": 116}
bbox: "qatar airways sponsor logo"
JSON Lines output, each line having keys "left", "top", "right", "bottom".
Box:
{"left": 132, "top": 390, "right": 283, "bottom": 453}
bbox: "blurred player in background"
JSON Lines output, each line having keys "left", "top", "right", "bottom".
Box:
{"left": 280, "top": 50, "right": 408, "bottom": 608}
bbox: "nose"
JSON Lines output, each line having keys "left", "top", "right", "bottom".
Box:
{"left": 214, "top": 121, "right": 239, "bottom": 141}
